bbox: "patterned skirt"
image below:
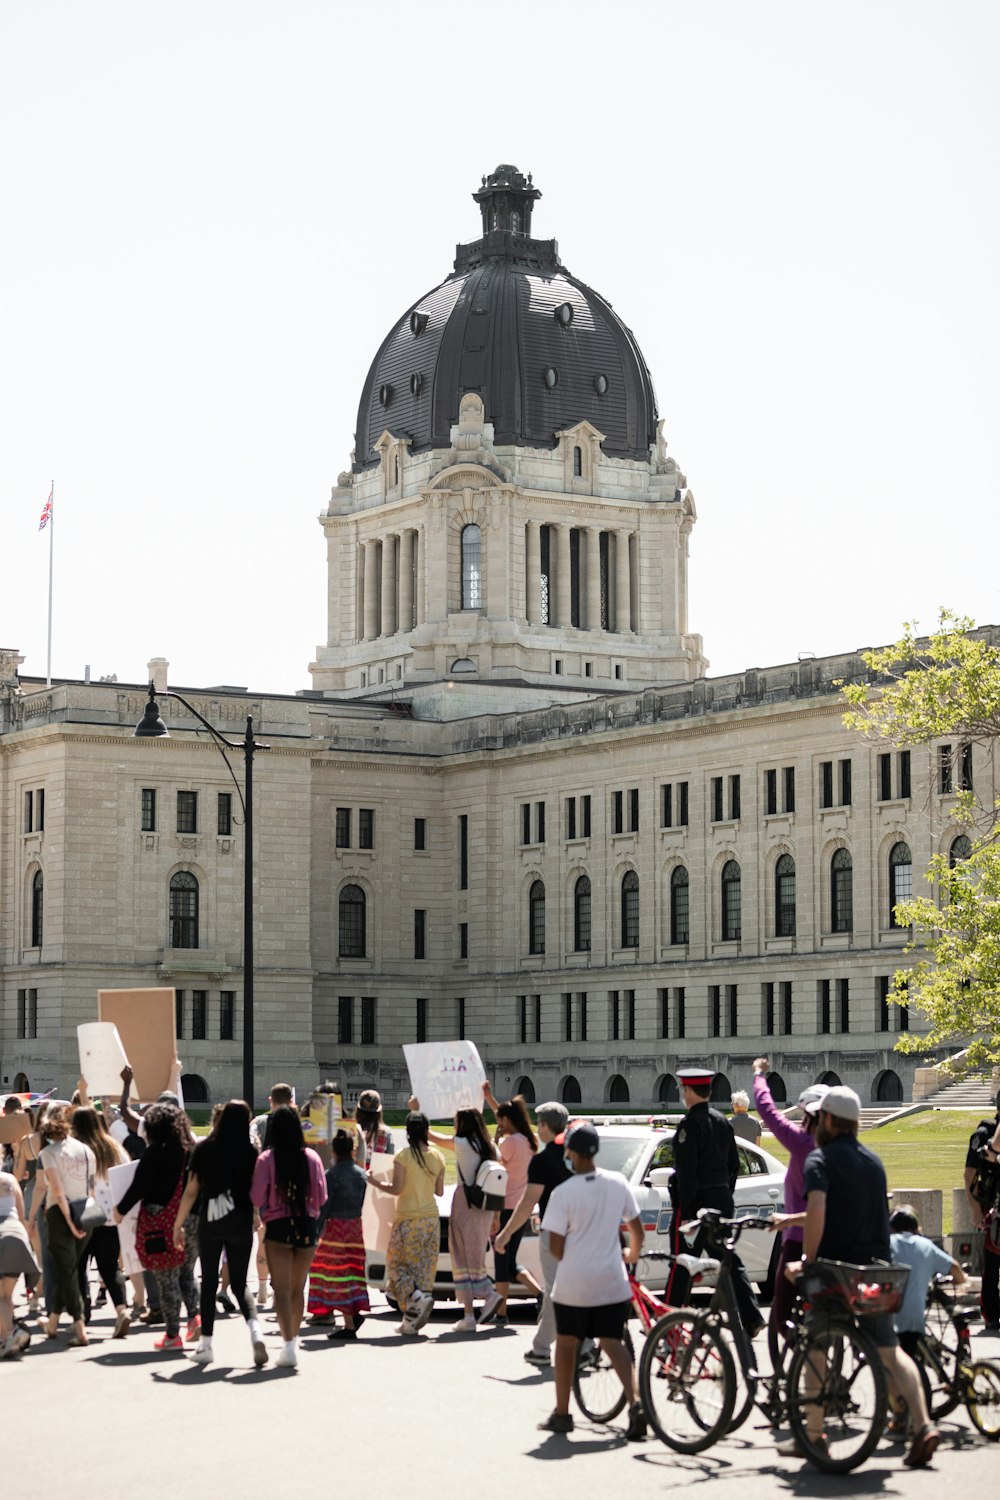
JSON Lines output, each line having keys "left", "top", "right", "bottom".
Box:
{"left": 448, "top": 1188, "right": 494, "bottom": 1299}
{"left": 385, "top": 1215, "right": 439, "bottom": 1307}
{"left": 308, "top": 1216, "right": 370, "bottom": 1316}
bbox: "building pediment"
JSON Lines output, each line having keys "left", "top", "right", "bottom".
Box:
{"left": 427, "top": 462, "right": 503, "bottom": 492}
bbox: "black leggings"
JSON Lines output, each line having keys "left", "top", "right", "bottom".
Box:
{"left": 199, "top": 1213, "right": 255, "bottom": 1336}
{"left": 78, "top": 1224, "right": 127, "bottom": 1311}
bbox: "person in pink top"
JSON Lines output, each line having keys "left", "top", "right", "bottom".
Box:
{"left": 752, "top": 1060, "right": 827, "bottom": 1356}
{"left": 251, "top": 1105, "right": 327, "bottom": 1369}
{"left": 482, "top": 1084, "right": 543, "bottom": 1326}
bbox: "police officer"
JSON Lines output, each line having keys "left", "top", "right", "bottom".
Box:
{"left": 964, "top": 1089, "right": 1000, "bottom": 1333}
{"left": 665, "top": 1066, "right": 763, "bottom": 1336}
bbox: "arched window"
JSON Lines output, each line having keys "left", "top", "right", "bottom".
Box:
{"left": 514, "top": 1075, "right": 535, "bottom": 1104}
{"left": 169, "top": 871, "right": 199, "bottom": 949}
{"left": 775, "top": 854, "right": 796, "bottom": 937}
{"left": 721, "top": 860, "right": 741, "bottom": 941}
{"left": 657, "top": 1074, "right": 679, "bottom": 1105}
{"left": 767, "top": 1071, "right": 787, "bottom": 1104}
{"left": 573, "top": 445, "right": 582, "bottom": 477}
{"left": 339, "top": 884, "right": 366, "bottom": 958}
{"left": 831, "top": 849, "right": 853, "bottom": 933}
{"left": 670, "top": 866, "right": 689, "bottom": 945}
{"left": 30, "top": 870, "right": 44, "bottom": 948}
{"left": 573, "top": 875, "right": 591, "bottom": 952}
{"left": 889, "top": 842, "right": 912, "bottom": 928}
{"left": 460, "top": 523, "right": 482, "bottom": 610}
{"left": 818, "top": 1070, "right": 841, "bottom": 1087}
{"left": 874, "top": 1068, "right": 903, "bottom": 1104}
{"left": 711, "top": 1073, "right": 730, "bottom": 1104}
{"left": 528, "top": 880, "right": 546, "bottom": 954}
{"left": 620, "top": 870, "right": 639, "bottom": 948}
{"left": 180, "top": 1073, "right": 210, "bottom": 1104}
{"left": 607, "top": 1074, "right": 630, "bottom": 1104}
{"left": 561, "top": 1075, "right": 582, "bottom": 1105}
{"left": 950, "top": 834, "right": 972, "bottom": 866}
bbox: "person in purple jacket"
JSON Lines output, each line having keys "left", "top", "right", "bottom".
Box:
{"left": 752, "top": 1060, "right": 827, "bottom": 1354}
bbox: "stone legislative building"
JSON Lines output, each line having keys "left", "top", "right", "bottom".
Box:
{"left": 1, "top": 167, "right": 987, "bottom": 1109}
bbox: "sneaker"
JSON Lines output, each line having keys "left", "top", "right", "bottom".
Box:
{"left": 144, "top": 1306, "right": 164, "bottom": 1326}
{"left": 0, "top": 1335, "right": 22, "bottom": 1361}
{"left": 256, "top": 1288, "right": 269, "bottom": 1311}
{"left": 95, "top": 1287, "right": 108, "bottom": 1309}
{"left": 904, "top": 1424, "right": 940, "bottom": 1468}
{"left": 193, "top": 1339, "right": 213, "bottom": 1365}
{"left": 410, "top": 1291, "right": 434, "bottom": 1331}
{"left": 451, "top": 1314, "right": 478, "bottom": 1333}
{"left": 112, "top": 1307, "right": 131, "bottom": 1340}
{"left": 216, "top": 1291, "right": 238, "bottom": 1317}
{"left": 185, "top": 1316, "right": 202, "bottom": 1343}
{"left": 27, "top": 1293, "right": 41, "bottom": 1317}
{"left": 524, "top": 1348, "right": 551, "bottom": 1367}
{"left": 478, "top": 1290, "right": 504, "bottom": 1326}
{"left": 253, "top": 1334, "right": 269, "bottom": 1367}
{"left": 275, "top": 1339, "right": 298, "bottom": 1368}
{"left": 625, "top": 1401, "right": 647, "bottom": 1442}
{"left": 153, "top": 1334, "right": 184, "bottom": 1351}
{"left": 983, "top": 1323, "right": 1000, "bottom": 1335}
{"left": 10, "top": 1323, "right": 31, "bottom": 1354}
{"left": 328, "top": 1326, "right": 358, "bottom": 1340}
{"left": 538, "top": 1411, "right": 574, "bottom": 1433}
{"left": 776, "top": 1435, "right": 828, "bottom": 1461}
{"left": 398, "top": 1317, "right": 419, "bottom": 1337}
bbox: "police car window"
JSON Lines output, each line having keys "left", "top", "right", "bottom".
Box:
{"left": 594, "top": 1137, "right": 648, "bottom": 1180}
{"left": 738, "top": 1146, "right": 764, "bottom": 1176}
{"left": 649, "top": 1141, "right": 674, "bottom": 1171}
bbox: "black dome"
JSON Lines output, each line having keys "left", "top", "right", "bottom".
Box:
{"left": 354, "top": 166, "right": 659, "bottom": 469}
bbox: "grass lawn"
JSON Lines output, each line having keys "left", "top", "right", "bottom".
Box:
{"left": 763, "top": 1109, "right": 983, "bottom": 1235}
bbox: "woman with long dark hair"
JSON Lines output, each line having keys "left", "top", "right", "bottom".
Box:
{"left": 114, "top": 1102, "right": 199, "bottom": 1351}
{"left": 174, "top": 1099, "right": 264, "bottom": 1367}
{"left": 71, "top": 1106, "right": 130, "bottom": 1337}
{"left": 37, "top": 1104, "right": 95, "bottom": 1345}
{"left": 368, "top": 1111, "right": 444, "bottom": 1337}
{"left": 250, "top": 1104, "right": 326, "bottom": 1368}
{"left": 354, "top": 1089, "right": 394, "bottom": 1162}
{"left": 482, "top": 1086, "right": 542, "bottom": 1325}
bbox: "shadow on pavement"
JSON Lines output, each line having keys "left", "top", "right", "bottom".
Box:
{"left": 527, "top": 1433, "right": 627, "bottom": 1460}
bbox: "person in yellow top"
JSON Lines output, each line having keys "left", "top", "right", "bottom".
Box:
{"left": 368, "top": 1111, "right": 445, "bottom": 1337}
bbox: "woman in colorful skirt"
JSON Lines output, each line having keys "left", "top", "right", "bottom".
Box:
{"left": 368, "top": 1112, "right": 444, "bottom": 1337}
{"left": 308, "top": 1128, "right": 369, "bottom": 1337}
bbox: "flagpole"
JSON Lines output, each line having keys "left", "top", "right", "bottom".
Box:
{"left": 46, "top": 481, "right": 54, "bottom": 688}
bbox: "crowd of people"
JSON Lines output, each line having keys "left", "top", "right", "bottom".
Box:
{"left": 1, "top": 1067, "right": 998, "bottom": 1472}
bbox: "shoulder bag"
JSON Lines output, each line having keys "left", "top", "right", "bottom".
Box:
{"left": 69, "top": 1155, "right": 108, "bottom": 1233}
{"left": 136, "top": 1173, "right": 186, "bottom": 1271}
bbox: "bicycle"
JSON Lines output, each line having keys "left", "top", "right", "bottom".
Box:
{"left": 638, "top": 1209, "right": 901, "bottom": 1472}
{"left": 907, "top": 1276, "right": 1000, "bottom": 1439}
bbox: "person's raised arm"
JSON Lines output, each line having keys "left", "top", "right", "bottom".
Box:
{"left": 408, "top": 1096, "right": 454, "bottom": 1151}
{"left": 119, "top": 1067, "right": 141, "bottom": 1134}
{"left": 482, "top": 1081, "right": 500, "bottom": 1117}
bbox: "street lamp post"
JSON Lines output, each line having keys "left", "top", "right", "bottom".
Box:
{"left": 134, "top": 684, "right": 268, "bottom": 1107}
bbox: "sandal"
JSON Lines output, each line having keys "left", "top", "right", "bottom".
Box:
{"left": 904, "top": 1425, "right": 940, "bottom": 1468}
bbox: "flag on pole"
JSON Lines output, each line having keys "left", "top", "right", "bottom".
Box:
{"left": 38, "top": 487, "right": 53, "bottom": 531}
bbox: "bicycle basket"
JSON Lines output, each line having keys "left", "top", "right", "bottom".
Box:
{"left": 802, "top": 1259, "right": 910, "bottom": 1316}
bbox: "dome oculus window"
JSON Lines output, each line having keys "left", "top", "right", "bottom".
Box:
{"left": 594, "top": 373, "right": 609, "bottom": 396}
{"left": 379, "top": 383, "right": 393, "bottom": 408}
{"left": 410, "top": 311, "right": 428, "bottom": 336}
{"left": 543, "top": 367, "right": 558, "bottom": 389}
{"left": 410, "top": 372, "right": 423, "bottom": 397}
{"left": 554, "top": 302, "right": 573, "bottom": 327}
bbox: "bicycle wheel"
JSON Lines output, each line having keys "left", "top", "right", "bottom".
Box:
{"left": 787, "top": 1318, "right": 887, "bottom": 1473}
{"left": 572, "top": 1327, "right": 634, "bottom": 1423}
{"left": 964, "top": 1359, "right": 1000, "bottom": 1440}
{"left": 639, "top": 1310, "right": 737, "bottom": 1453}
{"left": 924, "top": 1286, "right": 969, "bottom": 1419}
{"left": 719, "top": 1324, "right": 756, "bottom": 1433}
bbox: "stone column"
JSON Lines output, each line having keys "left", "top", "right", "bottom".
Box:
{"left": 363, "top": 539, "right": 379, "bottom": 641}
{"left": 525, "top": 520, "right": 541, "bottom": 624}
{"left": 615, "top": 530, "right": 631, "bottom": 634}
{"left": 380, "top": 533, "right": 397, "bottom": 636}
{"left": 398, "top": 529, "right": 414, "bottom": 632}
{"left": 586, "top": 526, "right": 602, "bottom": 631}
{"left": 414, "top": 528, "right": 423, "bottom": 624}
{"left": 555, "top": 523, "right": 572, "bottom": 627}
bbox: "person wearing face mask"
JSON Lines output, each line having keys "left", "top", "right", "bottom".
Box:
{"left": 535, "top": 1122, "right": 645, "bottom": 1439}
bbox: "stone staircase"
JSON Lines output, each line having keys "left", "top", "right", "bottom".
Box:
{"left": 920, "top": 1073, "right": 997, "bottom": 1109}
{"left": 858, "top": 1106, "right": 915, "bottom": 1129}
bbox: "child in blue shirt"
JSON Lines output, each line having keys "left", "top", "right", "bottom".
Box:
{"left": 888, "top": 1205, "right": 967, "bottom": 1435}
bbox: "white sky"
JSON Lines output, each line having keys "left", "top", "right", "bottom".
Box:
{"left": 3, "top": 1, "right": 998, "bottom": 693}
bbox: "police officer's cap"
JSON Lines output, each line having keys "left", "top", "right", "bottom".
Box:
{"left": 677, "top": 1067, "right": 714, "bottom": 1089}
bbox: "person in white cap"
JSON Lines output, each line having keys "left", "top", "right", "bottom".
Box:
{"left": 785, "top": 1084, "right": 939, "bottom": 1469}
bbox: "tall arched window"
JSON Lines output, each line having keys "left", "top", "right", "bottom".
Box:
{"left": 528, "top": 880, "right": 546, "bottom": 954}
{"left": 30, "top": 870, "right": 44, "bottom": 948}
{"left": 775, "top": 854, "right": 796, "bottom": 937}
{"left": 831, "top": 849, "right": 853, "bottom": 933}
{"left": 573, "top": 875, "right": 591, "bottom": 952}
{"left": 460, "top": 523, "right": 482, "bottom": 610}
{"left": 169, "top": 871, "right": 199, "bottom": 949}
{"left": 339, "top": 883, "right": 366, "bottom": 958}
{"left": 721, "top": 860, "right": 741, "bottom": 941}
{"left": 620, "top": 870, "right": 639, "bottom": 948}
{"left": 889, "top": 841, "right": 912, "bottom": 927}
{"left": 950, "top": 834, "right": 972, "bottom": 866}
{"left": 561, "top": 1075, "right": 582, "bottom": 1105}
{"left": 573, "top": 445, "right": 582, "bottom": 477}
{"left": 670, "top": 865, "right": 689, "bottom": 945}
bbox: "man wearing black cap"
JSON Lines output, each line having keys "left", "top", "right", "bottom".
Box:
{"left": 537, "top": 1121, "right": 646, "bottom": 1439}
{"left": 665, "top": 1067, "right": 763, "bottom": 1337}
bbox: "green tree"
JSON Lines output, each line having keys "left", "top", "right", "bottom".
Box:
{"left": 841, "top": 611, "right": 1000, "bottom": 1070}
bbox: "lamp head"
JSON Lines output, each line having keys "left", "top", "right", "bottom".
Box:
{"left": 133, "top": 683, "right": 169, "bottom": 738}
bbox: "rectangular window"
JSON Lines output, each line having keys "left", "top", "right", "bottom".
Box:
{"left": 338, "top": 996, "right": 353, "bottom": 1044}
{"left": 533, "top": 994, "right": 541, "bottom": 1045}
{"left": 839, "top": 758, "right": 852, "bottom": 806}
{"left": 18, "top": 987, "right": 38, "bottom": 1039}
{"left": 24, "top": 789, "right": 33, "bottom": 832}
{"left": 177, "top": 791, "right": 198, "bottom": 834}
{"left": 727, "top": 983, "right": 738, "bottom": 1037}
{"left": 784, "top": 766, "right": 795, "bottom": 813}
{"left": 581, "top": 794, "right": 591, "bottom": 837}
{"left": 519, "top": 995, "right": 528, "bottom": 1045}
{"left": 939, "top": 744, "right": 953, "bottom": 794}
{"left": 626, "top": 989, "right": 636, "bottom": 1041}
{"left": 710, "top": 984, "right": 721, "bottom": 1038}
{"left": 878, "top": 753, "right": 892, "bottom": 801}
{"left": 192, "top": 989, "right": 207, "bottom": 1040}
{"left": 678, "top": 782, "right": 688, "bottom": 825}
{"left": 711, "top": 777, "right": 723, "bottom": 822}
{"left": 458, "top": 815, "right": 468, "bottom": 889}
{"left": 564, "top": 992, "right": 573, "bottom": 1042}
{"left": 175, "top": 990, "right": 185, "bottom": 1039}
{"left": 820, "top": 761, "right": 833, "bottom": 809}
{"left": 729, "top": 774, "right": 741, "bottom": 821}
{"left": 613, "top": 790, "right": 624, "bottom": 834}
{"left": 335, "top": 807, "right": 351, "bottom": 848}
{"left": 628, "top": 787, "right": 639, "bottom": 832}
{"left": 836, "top": 977, "right": 849, "bottom": 1033}
{"left": 878, "top": 975, "right": 891, "bottom": 1033}
{"left": 662, "top": 783, "right": 672, "bottom": 828}
{"left": 763, "top": 981, "right": 775, "bottom": 1036}
{"left": 578, "top": 991, "right": 588, "bottom": 1042}
{"left": 536, "top": 801, "right": 546, "bottom": 844}
{"left": 658, "top": 987, "right": 669, "bottom": 1039}
{"left": 17, "top": 988, "right": 25, "bottom": 1038}
{"left": 217, "top": 793, "right": 232, "bottom": 836}
{"left": 566, "top": 796, "right": 577, "bottom": 841}
{"left": 414, "top": 909, "right": 426, "bottom": 960}
{"left": 960, "top": 742, "right": 974, "bottom": 791}
{"left": 220, "top": 991, "right": 235, "bottom": 1041}
{"left": 819, "top": 979, "right": 831, "bottom": 1035}
{"left": 521, "top": 803, "right": 531, "bottom": 845}
{"left": 359, "top": 808, "right": 375, "bottom": 849}
{"left": 897, "top": 752, "right": 911, "bottom": 800}
{"left": 459, "top": 921, "right": 468, "bottom": 959}
{"left": 675, "top": 985, "right": 686, "bottom": 1039}
{"left": 141, "top": 788, "right": 157, "bottom": 832}
{"left": 416, "top": 997, "right": 428, "bottom": 1043}
{"left": 765, "top": 769, "right": 777, "bottom": 816}
{"left": 33, "top": 788, "right": 44, "bottom": 830}
{"left": 361, "top": 996, "right": 376, "bottom": 1046}
{"left": 610, "top": 990, "right": 620, "bottom": 1041}
{"left": 457, "top": 997, "right": 466, "bottom": 1040}
{"left": 414, "top": 817, "right": 426, "bottom": 851}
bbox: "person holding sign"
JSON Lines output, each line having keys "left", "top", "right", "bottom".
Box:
{"left": 367, "top": 1111, "right": 444, "bottom": 1337}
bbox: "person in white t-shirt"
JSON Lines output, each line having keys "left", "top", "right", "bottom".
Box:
{"left": 538, "top": 1121, "right": 645, "bottom": 1439}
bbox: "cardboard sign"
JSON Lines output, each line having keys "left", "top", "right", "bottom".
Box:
{"left": 106, "top": 1159, "right": 143, "bottom": 1275}
{"left": 403, "top": 1040, "right": 487, "bottom": 1119}
{"left": 301, "top": 1092, "right": 344, "bottom": 1145}
{"left": 362, "top": 1151, "right": 397, "bottom": 1254}
{"left": 97, "top": 988, "right": 175, "bottom": 1103}
{"left": 78, "top": 1022, "right": 133, "bottom": 1100}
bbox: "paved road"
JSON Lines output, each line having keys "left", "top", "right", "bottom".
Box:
{"left": 7, "top": 1292, "right": 1000, "bottom": 1497}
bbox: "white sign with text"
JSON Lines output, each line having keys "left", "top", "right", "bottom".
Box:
{"left": 403, "top": 1039, "right": 487, "bottom": 1119}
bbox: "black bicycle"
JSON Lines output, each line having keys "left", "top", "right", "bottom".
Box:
{"left": 909, "top": 1276, "right": 1000, "bottom": 1438}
